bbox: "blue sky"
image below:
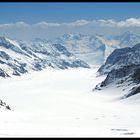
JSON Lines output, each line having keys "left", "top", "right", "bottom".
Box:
{"left": 0, "top": 2, "right": 140, "bottom": 24}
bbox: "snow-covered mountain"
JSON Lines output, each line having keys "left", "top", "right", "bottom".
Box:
{"left": 95, "top": 43, "right": 140, "bottom": 99}
{"left": 0, "top": 36, "right": 90, "bottom": 78}
{"left": 112, "top": 31, "right": 140, "bottom": 48}
{"left": 54, "top": 33, "right": 116, "bottom": 66}
{"left": 98, "top": 43, "right": 140, "bottom": 74}
{"left": 0, "top": 31, "right": 140, "bottom": 78}
{"left": 53, "top": 31, "right": 140, "bottom": 67}
{"left": 53, "top": 32, "right": 133, "bottom": 66}
{"left": 95, "top": 64, "right": 140, "bottom": 99}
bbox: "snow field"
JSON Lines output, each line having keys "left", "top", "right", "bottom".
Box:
{"left": 0, "top": 68, "right": 140, "bottom": 137}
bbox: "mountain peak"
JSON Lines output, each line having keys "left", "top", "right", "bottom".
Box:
{"left": 133, "top": 43, "right": 140, "bottom": 49}
{"left": 123, "top": 30, "right": 133, "bottom": 35}
{"left": 0, "top": 36, "right": 8, "bottom": 42}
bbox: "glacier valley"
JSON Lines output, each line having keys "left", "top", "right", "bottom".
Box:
{"left": 0, "top": 68, "right": 140, "bottom": 137}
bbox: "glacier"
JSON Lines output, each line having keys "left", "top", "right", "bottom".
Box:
{"left": 0, "top": 68, "right": 140, "bottom": 137}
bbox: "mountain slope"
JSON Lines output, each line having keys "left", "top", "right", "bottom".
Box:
{"left": 0, "top": 36, "right": 90, "bottom": 78}
{"left": 98, "top": 43, "right": 140, "bottom": 74}
{"left": 54, "top": 34, "right": 110, "bottom": 66}
{"left": 53, "top": 32, "right": 140, "bottom": 67}
{"left": 95, "top": 43, "right": 140, "bottom": 99}
{"left": 112, "top": 31, "right": 140, "bottom": 48}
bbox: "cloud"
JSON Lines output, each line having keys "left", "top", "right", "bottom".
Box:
{"left": 63, "top": 20, "right": 90, "bottom": 26}
{"left": 95, "top": 18, "right": 140, "bottom": 27}
{"left": 32, "top": 20, "right": 90, "bottom": 28}
{"left": 117, "top": 18, "right": 140, "bottom": 27}
{"left": 0, "top": 18, "right": 140, "bottom": 40}
{"left": 0, "top": 18, "right": 140, "bottom": 29}
{"left": 95, "top": 19, "right": 117, "bottom": 27}
{"left": 32, "top": 18, "right": 140, "bottom": 28}
{"left": 33, "top": 22, "right": 60, "bottom": 27}
{"left": 0, "top": 21, "right": 30, "bottom": 28}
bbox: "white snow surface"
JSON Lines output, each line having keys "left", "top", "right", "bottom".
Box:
{"left": 0, "top": 67, "right": 140, "bottom": 137}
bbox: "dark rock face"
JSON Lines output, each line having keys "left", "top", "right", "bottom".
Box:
{"left": 132, "top": 68, "right": 140, "bottom": 83}
{"left": 0, "top": 69, "right": 10, "bottom": 78}
{"left": 53, "top": 44, "right": 72, "bottom": 57}
{"left": 12, "top": 70, "right": 21, "bottom": 76}
{"left": 95, "top": 46, "right": 140, "bottom": 99}
{"left": 0, "top": 37, "right": 27, "bottom": 55}
{"left": 95, "top": 44, "right": 140, "bottom": 99}
{"left": 33, "top": 63, "right": 43, "bottom": 71}
{"left": 123, "top": 86, "right": 140, "bottom": 98}
{"left": 61, "top": 60, "right": 90, "bottom": 69}
{"left": 0, "top": 51, "right": 10, "bottom": 60}
{"left": 0, "top": 99, "right": 11, "bottom": 110}
{"left": 7, "top": 62, "right": 27, "bottom": 74}
{"left": 99, "top": 65, "right": 140, "bottom": 88}
{"left": 72, "top": 60, "right": 90, "bottom": 68}
{"left": 98, "top": 43, "right": 140, "bottom": 75}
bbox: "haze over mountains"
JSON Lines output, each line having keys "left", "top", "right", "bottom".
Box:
{"left": 53, "top": 31, "right": 140, "bottom": 66}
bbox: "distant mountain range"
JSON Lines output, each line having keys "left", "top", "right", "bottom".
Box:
{"left": 53, "top": 31, "right": 140, "bottom": 66}
{"left": 0, "top": 30, "right": 140, "bottom": 78}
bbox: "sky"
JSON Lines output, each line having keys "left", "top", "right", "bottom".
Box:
{"left": 0, "top": 2, "right": 140, "bottom": 24}
{"left": 0, "top": 2, "right": 140, "bottom": 40}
